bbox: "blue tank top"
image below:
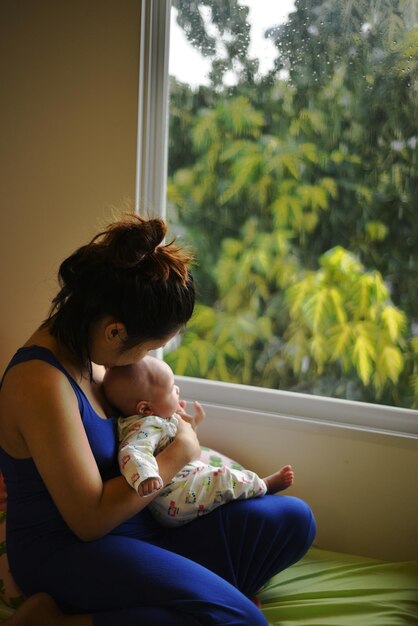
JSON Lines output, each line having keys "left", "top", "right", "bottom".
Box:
{"left": 0, "top": 346, "right": 119, "bottom": 544}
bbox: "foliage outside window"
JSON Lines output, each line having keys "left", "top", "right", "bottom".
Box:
{"left": 165, "top": 0, "right": 418, "bottom": 410}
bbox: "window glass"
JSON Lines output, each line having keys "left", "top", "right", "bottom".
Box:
{"left": 166, "top": 0, "right": 418, "bottom": 410}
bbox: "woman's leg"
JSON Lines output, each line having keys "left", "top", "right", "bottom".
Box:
{"left": 23, "top": 534, "right": 268, "bottom": 626}
{"left": 8, "top": 494, "right": 314, "bottom": 626}
{"left": 160, "top": 494, "right": 316, "bottom": 597}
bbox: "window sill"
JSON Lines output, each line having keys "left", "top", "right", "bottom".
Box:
{"left": 177, "top": 376, "right": 418, "bottom": 439}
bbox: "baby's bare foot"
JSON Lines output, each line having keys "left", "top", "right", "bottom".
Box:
{"left": 4, "top": 592, "right": 91, "bottom": 626}
{"left": 263, "top": 465, "right": 294, "bottom": 493}
{"left": 4, "top": 593, "right": 61, "bottom": 626}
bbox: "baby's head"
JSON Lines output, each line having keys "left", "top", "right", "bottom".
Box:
{"left": 103, "top": 355, "right": 181, "bottom": 419}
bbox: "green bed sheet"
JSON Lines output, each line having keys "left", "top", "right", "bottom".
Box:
{"left": 0, "top": 547, "right": 416, "bottom": 624}
{"left": 260, "top": 547, "right": 418, "bottom": 626}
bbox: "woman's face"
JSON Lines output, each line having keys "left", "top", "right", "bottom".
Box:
{"left": 113, "top": 336, "right": 174, "bottom": 367}
{"left": 92, "top": 318, "right": 178, "bottom": 368}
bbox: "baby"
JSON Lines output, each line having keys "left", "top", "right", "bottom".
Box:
{"left": 103, "top": 356, "right": 294, "bottom": 527}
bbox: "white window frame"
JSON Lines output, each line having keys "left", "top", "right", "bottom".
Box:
{"left": 135, "top": 0, "right": 418, "bottom": 438}
{"left": 136, "top": 0, "right": 171, "bottom": 218}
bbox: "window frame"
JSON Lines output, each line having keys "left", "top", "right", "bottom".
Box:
{"left": 136, "top": 0, "right": 171, "bottom": 218}
{"left": 136, "top": 0, "right": 418, "bottom": 437}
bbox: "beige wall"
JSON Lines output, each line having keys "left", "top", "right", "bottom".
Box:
{"left": 198, "top": 406, "right": 418, "bottom": 562}
{"left": 0, "top": 0, "right": 140, "bottom": 373}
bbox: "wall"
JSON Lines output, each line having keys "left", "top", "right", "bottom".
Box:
{"left": 0, "top": 0, "right": 140, "bottom": 373}
{"left": 180, "top": 377, "right": 418, "bottom": 562}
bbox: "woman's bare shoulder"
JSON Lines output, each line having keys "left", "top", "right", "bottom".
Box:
{"left": 0, "top": 358, "right": 79, "bottom": 457}
{"left": 1, "top": 356, "right": 70, "bottom": 394}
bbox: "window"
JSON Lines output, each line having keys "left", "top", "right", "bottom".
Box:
{"left": 137, "top": 0, "right": 418, "bottom": 429}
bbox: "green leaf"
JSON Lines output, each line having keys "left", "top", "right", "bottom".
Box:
{"left": 365, "top": 221, "right": 389, "bottom": 242}
{"left": 282, "top": 153, "right": 301, "bottom": 178}
{"left": 303, "top": 287, "right": 329, "bottom": 332}
{"left": 375, "top": 346, "right": 403, "bottom": 385}
{"left": 381, "top": 305, "right": 406, "bottom": 342}
{"left": 352, "top": 329, "right": 376, "bottom": 386}
{"left": 310, "top": 335, "right": 328, "bottom": 371}
{"left": 271, "top": 194, "right": 302, "bottom": 229}
{"left": 328, "top": 322, "right": 352, "bottom": 361}
{"left": 328, "top": 288, "right": 347, "bottom": 324}
{"left": 286, "top": 275, "right": 315, "bottom": 319}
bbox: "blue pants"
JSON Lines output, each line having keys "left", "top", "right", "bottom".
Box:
{"left": 22, "top": 495, "right": 316, "bottom": 625}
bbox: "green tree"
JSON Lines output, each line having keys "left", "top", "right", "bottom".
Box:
{"left": 272, "top": 0, "right": 418, "bottom": 317}
{"left": 167, "top": 0, "right": 418, "bottom": 408}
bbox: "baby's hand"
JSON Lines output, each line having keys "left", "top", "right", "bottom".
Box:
{"left": 176, "top": 401, "right": 205, "bottom": 430}
{"left": 139, "top": 476, "right": 163, "bottom": 497}
{"left": 192, "top": 401, "right": 205, "bottom": 427}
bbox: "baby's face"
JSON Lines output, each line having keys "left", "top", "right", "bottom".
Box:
{"left": 151, "top": 362, "right": 182, "bottom": 419}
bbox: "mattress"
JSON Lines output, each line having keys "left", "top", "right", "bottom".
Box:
{"left": 260, "top": 547, "right": 418, "bottom": 625}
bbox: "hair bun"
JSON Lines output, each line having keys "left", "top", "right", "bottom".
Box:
{"left": 102, "top": 216, "right": 167, "bottom": 269}
{"left": 60, "top": 215, "right": 192, "bottom": 289}
{"left": 58, "top": 246, "right": 90, "bottom": 291}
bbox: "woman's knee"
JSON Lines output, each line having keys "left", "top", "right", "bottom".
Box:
{"left": 278, "top": 495, "right": 316, "bottom": 553}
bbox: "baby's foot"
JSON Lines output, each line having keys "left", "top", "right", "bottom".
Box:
{"left": 4, "top": 593, "right": 62, "bottom": 626}
{"left": 263, "top": 465, "right": 294, "bottom": 493}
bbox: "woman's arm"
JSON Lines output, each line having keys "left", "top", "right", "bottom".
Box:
{"left": 5, "top": 361, "right": 200, "bottom": 541}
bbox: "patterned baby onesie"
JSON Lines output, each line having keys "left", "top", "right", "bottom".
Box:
{"left": 118, "top": 414, "right": 267, "bottom": 527}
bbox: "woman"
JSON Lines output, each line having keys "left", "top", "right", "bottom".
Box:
{"left": 0, "top": 215, "right": 316, "bottom": 626}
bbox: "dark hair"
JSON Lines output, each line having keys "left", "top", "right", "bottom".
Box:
{"left": 43, "top": 215, "right": 195, "bottom": 374}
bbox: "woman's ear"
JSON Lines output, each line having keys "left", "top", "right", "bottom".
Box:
{"left": 104, "top": 322, "right": 127, "bottom": 344}
{"left": 136, "top": 400, "right": 153, "bottom": 417}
